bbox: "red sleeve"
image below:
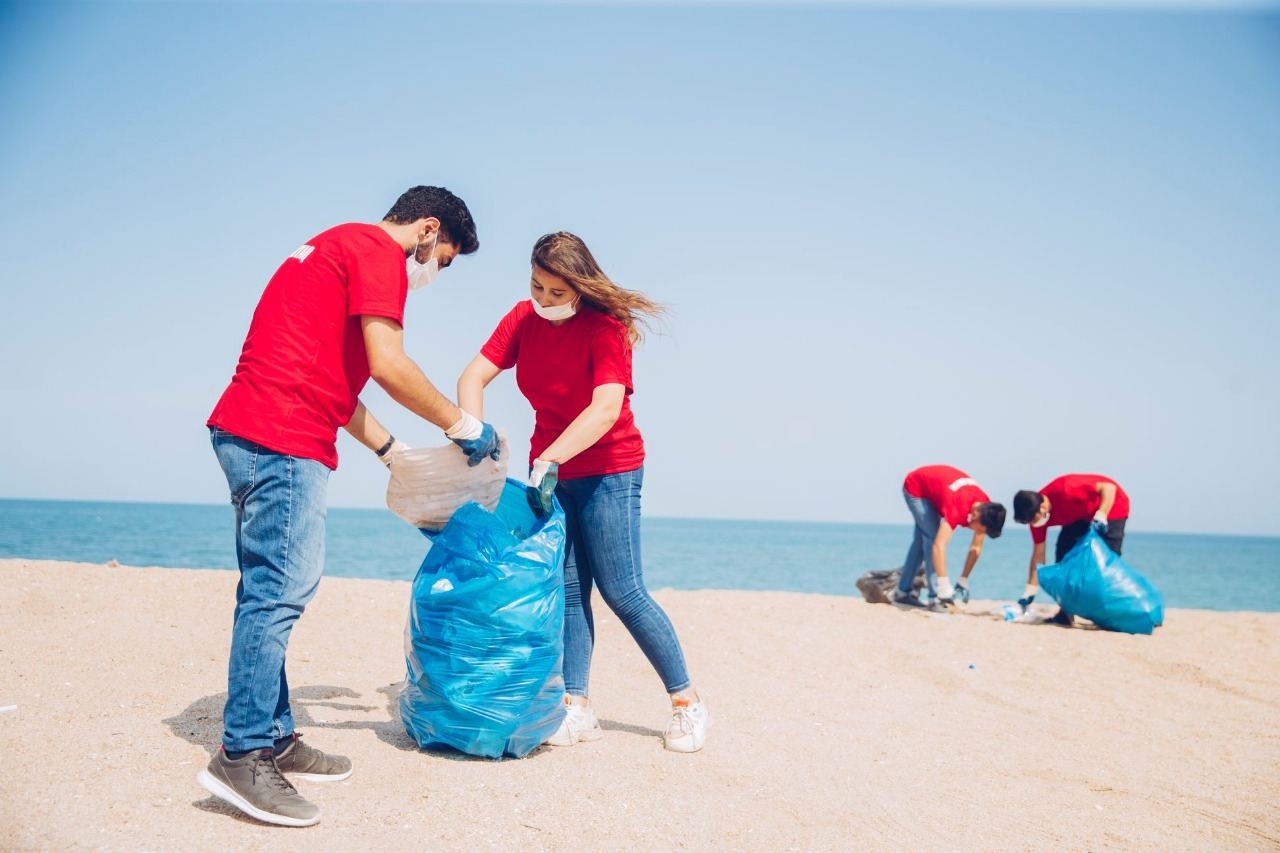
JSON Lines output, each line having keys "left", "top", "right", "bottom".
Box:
{"left": 480, "top": 302, "right": 528, "bottom": 370}
{"left": 589, "top": 320, "right": 634, "bottom": 392}
{"left": 1031, "top": 524, "right": 1047, "bottom": 545}
{"left": 347, "top": 231, "right": 407, "bottom": 323}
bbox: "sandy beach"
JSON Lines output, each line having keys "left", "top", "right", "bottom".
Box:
{"left": 1, "top": 557, "right": 1277, "bottom": 852}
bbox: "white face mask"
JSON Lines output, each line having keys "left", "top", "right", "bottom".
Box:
{"left": 406, "top": 230, "right": 440, "bottom": 291}
{"left": 530, "top": 296, "right": 578, "bottom": 321}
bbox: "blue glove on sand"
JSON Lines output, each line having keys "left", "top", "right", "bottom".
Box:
{"left": 451, "top": 422, "right": 501, "bottom": 467}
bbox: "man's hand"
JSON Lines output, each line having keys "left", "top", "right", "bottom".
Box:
{"left": 379, "top": 438, "right": 409, "bottom": 468}
{"left": 445, "top": 410, "right": 501, "bottom": 467}
{"left": 1016, "top": 583, "right": 1038, "bottom": 613}
{"left": 1091, "top": 510, "right": 1108, "bottom": 534}
{"left": 527, "top": 459, "right": 559, "bottom": 516}
{"left": 954, "top": 579, "right": 971, "bottom": 604}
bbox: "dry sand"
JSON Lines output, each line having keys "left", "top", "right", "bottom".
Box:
{"left": 1, "top": 557, "right": 1278, "bottom": 852}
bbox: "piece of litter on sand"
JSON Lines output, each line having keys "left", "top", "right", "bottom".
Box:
{"left": 0, "top": 705, "right": 17, "bottom": 714}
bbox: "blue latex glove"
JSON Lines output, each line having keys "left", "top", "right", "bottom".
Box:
{"left": 451, "top": 422, "right": 501, "bottom": 467}
{"left": 1091, "top": 510, "right": 1108, "bottom": 535}
{"left": 527, "top": 460, "right": 559, "bottom": 517}
{"left": 954, "top": 581, "right": 971, "bottom": 604}
{"left": 1016, "top": 594, "right": 1035, "bottom": 613}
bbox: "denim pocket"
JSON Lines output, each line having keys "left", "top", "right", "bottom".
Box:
{"left": 212, "top": 430, "right": 258, "bottom": 507}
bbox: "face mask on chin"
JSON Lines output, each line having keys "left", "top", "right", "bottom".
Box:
{"left": 530, "top": 297, "right": 578, "bottom": 321}
{"left": 406, "top": 230, "right": 440, "bottom": 290}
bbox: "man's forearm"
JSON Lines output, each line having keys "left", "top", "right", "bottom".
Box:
{"left": 342, "top": 401, "right": 391, "bottom": 453}
{"left": 373, "top": 354, "right": 462, "bottom": 432}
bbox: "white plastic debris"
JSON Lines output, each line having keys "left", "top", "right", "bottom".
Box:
{"left": 385, "top": 432, "right": 509, "bottom": 531}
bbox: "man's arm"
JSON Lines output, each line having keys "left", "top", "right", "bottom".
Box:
{"left": 960, "top": 530, "right": 985, "bottom": 581}
{"left": 1027, "top": 540, "right": 1047, "bottom": 586}
{"left": 931, "top": 519, "right": 954, "bottom": 578}
{"left": 363, "top": 316, "right": 464, "bottom": 431}
{"left": 1095, "top": 482, "right": 1118, "bottom": 517}
{"left": 342, "top": 400, "right": 391, "bottom": 453}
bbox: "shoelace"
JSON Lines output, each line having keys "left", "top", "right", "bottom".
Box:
{"left": 669, "top": 705, "right": 694, "bottom": 736}
{"left": 249, "top": 751, "right": 299, "bottom": 794}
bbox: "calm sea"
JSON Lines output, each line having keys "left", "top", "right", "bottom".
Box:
{"left": 1, "top": 499, "right": 1277, "bottom": 612}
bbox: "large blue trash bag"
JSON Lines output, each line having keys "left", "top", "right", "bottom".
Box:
{"left": 1038, "top": 529, "right": 1164, "bottom": 635}
{"left": 399, "top": 478, "right": 567, "bottom": 758}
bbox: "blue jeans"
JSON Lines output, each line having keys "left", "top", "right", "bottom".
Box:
{"left": 898, "top": 488, "right": 942, "bottom": 599}
{"left": 556, "top": 466, "right": 691, "bottom": 695}
{"left": 210, "top": 427, "right": 330, "bottom": 753}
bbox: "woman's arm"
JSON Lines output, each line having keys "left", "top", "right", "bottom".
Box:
{"left": 457, "top": 355, "right": 504, "bottom": 419}
{"left": 537, "top": 383, "right": 625, "bottom": 465}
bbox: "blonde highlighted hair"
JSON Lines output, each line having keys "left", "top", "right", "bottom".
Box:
{"left": 531, "top": 231, "right": 666, "bottom": 344}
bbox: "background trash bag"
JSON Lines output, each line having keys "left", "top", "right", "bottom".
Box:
{"left": 399, "top": 479, "right": 567, "bottom": 758}
{"left": 855, "top": 568, "right": 925, "bottom": 604}
{"left": 1037, "top": 529, "right": 1165, "bottom": 635}
{"left": 385, "top": 433, "right": 509, "bottom": 532}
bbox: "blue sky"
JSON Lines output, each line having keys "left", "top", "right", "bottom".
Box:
{"left": 1, "top": 1, "right": 1277, "bottom": 535}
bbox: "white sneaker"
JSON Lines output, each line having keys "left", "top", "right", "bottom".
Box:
{"left": 663, "top": 699, "right": 711, "bottom": 753}
{"left": 545, "top": 696, "right": 603, "bottom": 747}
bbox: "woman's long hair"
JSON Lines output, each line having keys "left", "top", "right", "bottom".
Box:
{"left": 531, "top": 231, "right": 666, "bottom": 344}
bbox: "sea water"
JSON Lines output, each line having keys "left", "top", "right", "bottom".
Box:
{"left": 1, "top": 499, "right": 1276, "bottom": 612}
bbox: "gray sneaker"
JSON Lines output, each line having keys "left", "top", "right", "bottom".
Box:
{"left": 274, "top": 733, "right": 352, "bottom": 782}
{"left": 197, "top": 747, "right": 320, "bottom": 827}
{"left": 892, "top": 589, "right": 925, "bottom": 607}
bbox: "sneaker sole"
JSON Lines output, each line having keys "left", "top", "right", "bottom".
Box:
{"left": 288, "top": 769, "right": 352, "bottom": 783}
{"left": 196, "top": 770, "right": 320, "bottom": 827}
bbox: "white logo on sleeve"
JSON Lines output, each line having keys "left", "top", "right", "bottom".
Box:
{"left": 948, "top": 477, "right": 979, "bottom": 492}
{"left": 288, "top": 244, "right": 315, "bottom": 263}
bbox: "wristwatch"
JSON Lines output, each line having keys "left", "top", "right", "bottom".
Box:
{"left": 375, "top": 436, "right": 396, "bottom": 458}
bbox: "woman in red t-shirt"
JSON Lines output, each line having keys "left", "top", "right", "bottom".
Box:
{"left": 457, "top": 232, "right": 709, "bottom": 753}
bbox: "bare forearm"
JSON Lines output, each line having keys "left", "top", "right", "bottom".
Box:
{"left": 342, "top": 401, "right": 391, "bottom": 452}
{"left": 539, "top": 404, "right": 618, "bottom": 464}
{"left": 1097, "top": 483, "right": 1117, "bottom": 517}
{"left": 457, "top": 362, "right": 491, "bottom": 419}
{"left": 961, "top": 548, "right": 981, "bottom": 579}
{"left": 373, "top": 354, "right": 461, "bottom": 432}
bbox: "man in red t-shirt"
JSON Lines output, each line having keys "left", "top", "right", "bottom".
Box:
{"left": 1012, "top": 473, "right": 1130, "bottom": 625}
{"left": 200, "top": 186, "right": 497, "bottom": 827}
{"left": 894, "top": 464, "right": 1006, "bottom": 610}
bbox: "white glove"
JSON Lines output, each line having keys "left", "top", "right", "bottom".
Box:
{"left": 379, "top": 438, "right": 410, "bottom": 468}
{"left": 445, "top": 410, "right": 483, "bottom": 441}
{"left": 528, "top": 458, "right": 554, "bottom": 488}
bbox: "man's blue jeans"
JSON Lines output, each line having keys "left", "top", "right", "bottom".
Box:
{"left": 898, "top": 488, "right": 942, "bottom": 599}
{"left": 555, "top": 466, "right": 691, "bottom": 696}
{"left": 210, "top": 427, "right": 330, "bottom": 753}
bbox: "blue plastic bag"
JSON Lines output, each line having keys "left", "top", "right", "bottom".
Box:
{"left": 1037, "top": 529, "right": 1164, "bottom": 635}
{"left": 399, "top": 479, "right": 567, "bottom": 758}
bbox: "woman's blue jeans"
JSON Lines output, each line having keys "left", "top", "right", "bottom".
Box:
{"left": 210, "top": 427, "right": 330, "bottom": 753}
{"left": 555, "top": 466, "right": 691, "bottom": 696}
{"left": 898, "top": 488, "right": 942, "bottom": 599}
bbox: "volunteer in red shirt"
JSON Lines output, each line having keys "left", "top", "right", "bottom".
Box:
{"left": 457, "top": 231, "right": 709, "bottom": 754}
{"left": 894, "top": 464, "right": 1006, "bottom": 609}
{"left": 1012, "top": 473, "right": 1130, "bottom": 625}
{"left": 201, "top": 186, "right": 497, "bottom": 828}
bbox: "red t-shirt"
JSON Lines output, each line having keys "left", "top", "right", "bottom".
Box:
{"left": 903, "top": 464, "right": 991, "bottom": 530}
{"left": 208, "top": 223, "right": 407, "bottom": 469}
{"left": 1030, "top": 473, "right": 1130, "bottom": 544}
{"left": 481, "top": 300, "right": 645, "bottom": 479}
